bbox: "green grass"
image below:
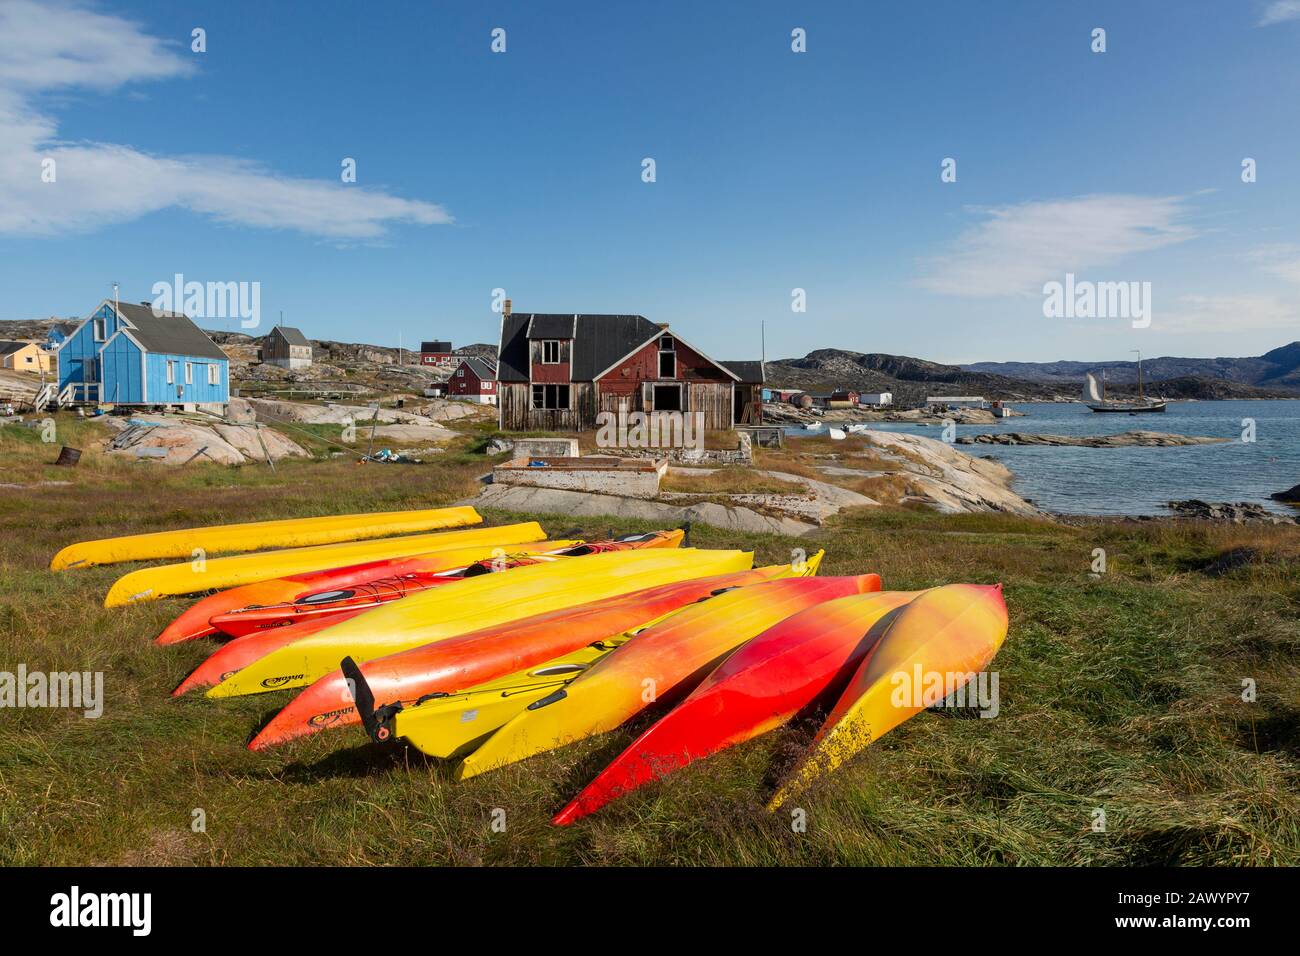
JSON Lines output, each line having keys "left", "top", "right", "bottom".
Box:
{"left": 1, "top": 417, "right": 1297, "bottom": 865}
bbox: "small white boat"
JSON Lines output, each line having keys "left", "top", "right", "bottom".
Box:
{"left": 828, "top": 427, "right": 847, "bottom": 440}
{"left": 802, "top": 422, "right": 824, "bottom": 433}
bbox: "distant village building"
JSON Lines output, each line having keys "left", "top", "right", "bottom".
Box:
{"left": 858, "top": 392, "right": 893, "bottom": 406}
{"left": 262, "top": 325, "right": 313, "bottom": 369}
{"left": 449, "top": 357, "right": 498, "bottom": 405}
{"left": 56, "top": 300, "right": 230, "bottom": 409}
{"left": 495, "top": 310, "right": 763, "bottom": 432}
{"left": 420, "top": 340, "right": 455, "bottom": 368}
{"left": 45, "top": 322, "right": 78, "bottom": 349}
{"left": 0, "top": 340, "right": 53, "bottom": 374}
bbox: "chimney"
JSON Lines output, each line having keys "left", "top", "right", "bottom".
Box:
{"left": 503, "top": 298, "right": 512, "bottom": 317}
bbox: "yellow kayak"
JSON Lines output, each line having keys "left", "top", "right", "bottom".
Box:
{"left": 392, "top": 640, "right": 631, "bottom": 759}
{"left": 455, "top": 562, "right": 887, "bottom": 781}
{"left": 208, "top": 548, "right": 753, "bottom": 697}
{"left": 767, "top": 583, "right": 1008, "bottom": 810}
{"left": 384, "top": 557, "right": 821, "bottom": 759}
{"left": 102, "top": 522, "right": 546, "bottom": 607}
{"left": 51, "top": 505, "right": 481, "bottom": 571}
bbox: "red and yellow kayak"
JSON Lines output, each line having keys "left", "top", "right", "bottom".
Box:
{"left": 767, "top": 583, "right": 1008, "bottom": 810}
{"left": 172, "top": 532, "right": 684, "bottom": 696}
{"left": 456, "top": 573, "right": 884, "bottom": 781}
{"left": 206, "top": 547, "right": 755, "bottom": 698}
{"left": 206, "top": 530, "right": 684, "bottom": 639}
{"left": 552, "top": 589, "right": 921, "bottom": 824}
{"left": 156, "top": 537, "right": 576, "bottom": 645}
{"left": 248, "top": 556, "right": 821, "bottom": 750}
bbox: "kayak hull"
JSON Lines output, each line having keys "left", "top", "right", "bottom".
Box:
{"left": 767, "top": 583, "right": 1008, "bottom": 809}
{"left": 457, "top": 572, "right": 882, "bottom": 781}
{"left": 50, "top": 505, "right": 482, "bottom": 571}
{"left": 208, "top": 548, "right": 755, "bottom": 697}
{"left": 208, "top": 530, "right": 683, "bottom": 639}
{"left": 552, "top": 589, "right": 920, "bottom": 824}
{"left": 105, "top": 521, "right": 548, "bottom": 607}
{"left": 156, "top": 538, "right": 573, "bottom": 645}
{"left": 248, "top": 557, "right": 820, "bottom": 749}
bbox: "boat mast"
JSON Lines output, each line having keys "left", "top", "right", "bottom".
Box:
{"left": 1131, "top": 349, "right": 1144, "bottom": 401}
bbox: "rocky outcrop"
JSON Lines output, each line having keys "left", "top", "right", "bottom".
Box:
{"left": 957, "top": 430, "right": 1228, "bottom": 447}
{"left": 1165, "top": 500, "right": 1296, "bottom": 524}
{"left": 469, "top": 484, "right": 820, "bottom": 536}
{"left": 102, "top": 418, "right": 307, "bottom": 466}
{"left": 1271, "top": 483, "right": 1300, "bottom": 504}
{"left": 850, "top": 430, "right": 1045, "bottom": 517}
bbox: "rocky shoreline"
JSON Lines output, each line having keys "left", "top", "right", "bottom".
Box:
{"left": 956, "top": 430, "right": 1228, "bottom": 448}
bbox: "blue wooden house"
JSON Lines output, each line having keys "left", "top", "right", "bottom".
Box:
{"left": 56, "top": 300, "right": 230, "bottom": 408}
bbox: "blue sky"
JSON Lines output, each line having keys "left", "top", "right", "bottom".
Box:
{"left": 1, "top": 0, "right": 1298, "bottom": 363}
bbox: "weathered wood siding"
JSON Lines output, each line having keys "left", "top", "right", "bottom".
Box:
{"left": 529, "top": 339, "right": 572, "bottom": 384}
{"left": 498, "top": 381, "right": 594, "bottom": 431}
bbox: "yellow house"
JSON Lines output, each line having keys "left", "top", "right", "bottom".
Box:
{"left": 0, "top": 340, "right": 53, "bottom": 374}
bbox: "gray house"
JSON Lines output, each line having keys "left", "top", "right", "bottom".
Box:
{"left": 263, "top": 326, "right": 312, "bottom": 369}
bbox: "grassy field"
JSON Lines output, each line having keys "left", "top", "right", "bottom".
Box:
{"left": 1, "top": 413, "right": 1298, "bottom": 865}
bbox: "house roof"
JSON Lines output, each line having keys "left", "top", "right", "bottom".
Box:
{"left": 498, "top": 313, "right": 742, "bottom": 384}
{"left": 269, "top": 325, "right": 310, "bottom": 347}
{"left": 720, "top": 360, "right": 764, "bottom": 384}
{"left": 526, "top": 314, "right": 577, "bottom": 339}
{"left": 459, "top": 357, "right": 497, "bottom": 381}
{"left": 421, "top": 340, "right": 452, "bottom": 352}
{"left": 0, "top": 340, "right": 35, "bottom": 355}
{"left": 112, "top": 302, "right": 228, "bottom": 360}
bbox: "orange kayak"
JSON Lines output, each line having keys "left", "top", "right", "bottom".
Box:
{"left": 207, "top": 531, "right": 683, "bottom": 639}
{"left": 171, "top": 532, "right": 685, "bottom": 697}
{"left": 456, "top": 573, "right": 884, "bottom": 781}
{"left": 155, "top": 540, "right": 569, "bottom": 646}
{"left": 552, "top": 590, "right": 921, "bottom": 824}
{"left": 247, "top": 561, "right": 813, "bottom": 749}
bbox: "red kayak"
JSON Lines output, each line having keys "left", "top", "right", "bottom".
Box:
{"left": 552, "top": 589, "right": 922, "bottom": 825}
{"left": 245, "top": 561, "right": 816, "bottom": 750}
{"left": 156, "top": 530, "right": 681, "bottom": 645}
{"left": 208, "top": 533, "right": 683, "bottom": 638}
{"left": 171, "top": 532, "right": 686, "bottom": 697}
{"left": 155, "top": 542, "right": 568, "bottom": 645}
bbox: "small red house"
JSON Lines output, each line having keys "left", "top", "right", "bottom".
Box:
{"left": 419, "top": 340, "right": 455, "bottom": 368}
{"left": 448, "top": 357, "right": 497, "bottom": 405}
{"left": 496, "top": 310, "right": 763, "bottom": 431}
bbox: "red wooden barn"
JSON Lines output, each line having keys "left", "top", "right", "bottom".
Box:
{"left": 495, "top": 309, "right": 763, "bottom": 432}
{"left": 448, "top": 356, "right": 498, "bottom": 405}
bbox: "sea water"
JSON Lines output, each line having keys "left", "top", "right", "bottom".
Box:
{"left": 826, "top": 400, "right": 1300, "bottom": 516}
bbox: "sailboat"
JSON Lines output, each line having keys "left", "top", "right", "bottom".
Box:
{"left": 1084, "top": 352, "right": 1166, "bottom": 413}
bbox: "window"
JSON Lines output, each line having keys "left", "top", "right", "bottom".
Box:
{"left": 658, "top": 334, "right": 676, "bottom": 378}
{"left": 456, "top": 369, "right": 464, "bottom": 377}
{"left": 166, "top": 360, "right": 175, "bottom": 384}
{"left": 185, "top": 362, "right": 193, "bottom": 385}
{"left": 531, "top": 384, "right": 570, "bottom": 409}
{"left": 541, "top": 340, "right": 561, "bottom": 364}
{"left": 652, "top": 383, "right": 683, "bottom": 411}
{"left": 93, "top": 319, "right": 106, "bottom": 341}
{"left": 208, "top": 364, "right": 220, "bottom": 385}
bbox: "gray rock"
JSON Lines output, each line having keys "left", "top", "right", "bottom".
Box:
{"left": 957, "top": 430, "right": 1227, "bottom": 448}
{"left": 1165, "top": 499, "right": 1295, "bottom": 524}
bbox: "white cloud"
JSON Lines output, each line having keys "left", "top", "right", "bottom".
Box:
{"left": 1159, "top": 294, "right": 1298, "bottom": 333}
{"left": 1259, "top": 1, "right": 1300, "bottom": 26}
{"left": 916, "top": 194, "right": 1198, "bottom": 298}
{"left": 1245, "top": 244, "right": 1300, "bottom": 284}
{"left": 0, "top": 1, "right": 451, "bottom": 240}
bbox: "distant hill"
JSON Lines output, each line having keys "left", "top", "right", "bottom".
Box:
{"left": 963, "top": 342, "right": 1300, "bottom": 393}
{"left": 764, "top": 349, "right": 1070, "bottom": 403}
